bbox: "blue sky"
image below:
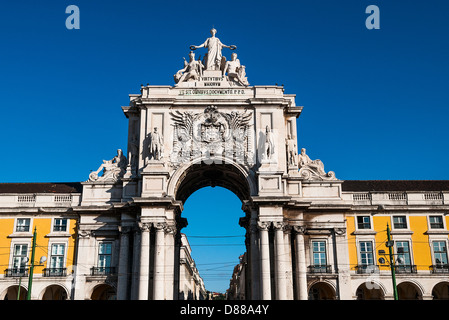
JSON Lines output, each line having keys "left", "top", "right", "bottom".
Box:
{"left": 1, "top": 1, "right": 448, "bottom": 293}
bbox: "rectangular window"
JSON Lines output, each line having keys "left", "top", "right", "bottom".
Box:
{"left": 393, "top": 216, "right": 407, "bottom": 229}
{"left": 359, "top": 241, "right": 374, "bottom": 266}
{"left": 12, "top": 244, "right": 28, "bottom": 274}
{"left": 357, "top": 216, "right": 371, "bottom": 229}
{"left": 396, "top": 241, "right": 413, "bottom": 272}
{"left": 50, "top": 244, "right": 65, "bottom": 275}
{"left": 312, "top": 241, "right": 327, "bottom": 272}
{"left": 433, "top": 241, "right": 448, "bottom": 265}
{"left": 53, "top": 218, "right": 67, "bottom": 232}
{"left": 98, "top": 242, "right": 112, "bottom": 273}
{"left": 16, "top": 218, "right": 30, "bottom": 232}
{"left": 430, "top": 216, "right": 444, "bottom": 229}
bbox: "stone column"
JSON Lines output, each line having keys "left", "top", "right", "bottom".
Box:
{"left": 117, "top": 226, "right": 131, "bottom": 300}
{"left": 153, "top": 222, "right": 166, "bottom": 300}
{"left": 164, "top": 224, "right": 176, "bottom": 300}
{"left": 258, "top": 221, "right": 271, "bottom": 300}
{"left": 249, "top": 223, "right": 260, "bottom": 300}
{"left": 294, "top": 226, "right": 308, "bottom": 300}
{"left": 274, "top": 222, "right": 287, "bottom": 300}
{"left": 73, "top": 230, "right": 92, "bottom": 300}
{"left": 138, "top": 222, "right": 152, "bottom": 300}
{"left": 130, "top": 229, "right": 141, "bottom": 300}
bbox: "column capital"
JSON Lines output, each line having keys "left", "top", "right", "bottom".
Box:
{"left": 138, "top": 221, "right": 152, "bottom": 232}
{"left": 79, "top": 230, "right": 93, "bottom": 238}
{"left": 118, "top": 225, "right": 132, "bottom": 235}
{"left": 293, "top": 225, "right": 306, "bottom": 235}
{"left": 273, "top": 221, "right": 286, "bottom": 231}
{"left": 154, "top": 222, "right": 167, "bottom": 231}
{"left": 333, "top": 227, "right": 346, "bottom": 235}
{"left": 257, "top": 220, "right": 271, "bottom": 231}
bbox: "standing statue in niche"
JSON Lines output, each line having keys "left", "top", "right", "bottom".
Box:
{"left": 149, "top": 127, "right": 164, "bottom": 160}
{"left": 127, "top": 134, "right": 139, "bottom": 174}
{"left": 263, "top": 125, "right": 275, "bottom": 160}
{"left": 89, "top": 149, "right": 127, "bottom": 182}
{"left": 286, "top": 134, "right": 297, "bottom": 166}
{"left": 190, "top": 28, "right": 236, "bottom": 71}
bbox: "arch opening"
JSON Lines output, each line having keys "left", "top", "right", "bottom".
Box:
{"left": 42, "top": 284, "right": 68, "bottom": 300}
{"left": 308, "top": 282, "right": 336, "bottom": 300}
{"left": 2, "top": 285, "right": 27, "bottom": 300}
{"left": 355, "top": 282, "right": 385, "bottom": 300}
{"left": 432, "top": 281, "right": 449, "bottom": 300}
{"left": 180, "top": 185, "right": 247, "bottom": 296}
{"left": 397, "top": 281, "right": 423, "bottom": 300}
{"left": 173, "top": 161, "right": 253, "bottom": 205}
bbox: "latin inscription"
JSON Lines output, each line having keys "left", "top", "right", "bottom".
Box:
{"left": 178, "top": 89, "right": 247, "bottom": 96}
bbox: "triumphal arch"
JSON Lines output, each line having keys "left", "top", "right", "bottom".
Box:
{"left": 78, "top": 29, "right": 350, "bottom": 300}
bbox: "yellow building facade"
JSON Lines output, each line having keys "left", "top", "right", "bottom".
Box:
{"left": 343, "top": 180, "right": 449, "bottom": 300}
{"left": 0, "top": 183, "right": 80, "bottom": 300}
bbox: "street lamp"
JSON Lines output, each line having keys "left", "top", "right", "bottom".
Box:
{"left": 25, "top": 227, "right": 46, "bottom": 300}
{"left": 377, "top": 223, "right": 399, "bottom": 300}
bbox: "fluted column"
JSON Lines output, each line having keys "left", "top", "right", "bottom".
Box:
{"left": 294, "top": 226, "right": 308, "bottom": 300}
{"left": 153, "top": 222, "right": 166, "bottom": 300}
{"left": 138, "top": 222, "right": 152, "bottom": 300}
{"left": 258, "top": 221, "right": 271, "bottom": 300}
{"left": 117, "top": 226, "right": 131, "bottom": 300}
{"left": 274, "top": 222, "right": 287, "bottom": 300}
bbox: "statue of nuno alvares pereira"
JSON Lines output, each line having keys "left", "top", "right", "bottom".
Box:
{"left": 190, "top": 28, "right": 236, "bottom": 71}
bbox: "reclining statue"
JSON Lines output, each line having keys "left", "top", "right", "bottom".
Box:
{"left": 298, "top": 148, "right": 336, "bottom": 180}
{"left": 88, "top": 149, "right": 127, "bottom": 182}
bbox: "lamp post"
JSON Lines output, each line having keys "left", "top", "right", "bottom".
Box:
{"left": 26, "top": 227, "right": 37, "bottom": 300}
{"left": 24, "top": 227, "right": 47, "bottom": 300}
{"left": 378, "top": 223, "right": 399, "bottom": 300}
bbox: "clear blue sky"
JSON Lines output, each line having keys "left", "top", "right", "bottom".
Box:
{"left": 1, "top": 1, "right": 448, "bottom": 293}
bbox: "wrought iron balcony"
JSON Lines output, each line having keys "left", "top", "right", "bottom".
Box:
{"left": 394, "top": 265, "right": 417, "bottom": 274}
{"left": 430, "top": 264, "right": 449, "bottom": 274}
{"left": 4, "top": 268, "right": 29, "bottom": 277}
{"left": 308, "top": 265, "right": 332, "bottom": 274}
{"left": 43, "top": 268, "right": 67, "bottom": 277}
{"left": 90, "top": 266, "right": 116, "bottom": 276}
{"left": 355, "top": 264, "right": 380, "bottom": 274}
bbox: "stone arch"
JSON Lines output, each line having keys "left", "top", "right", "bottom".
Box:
{"left": 355, "top": 282, "right": 385, "bottom": 300}
{"left": 40, "top": 284, "right": 69, "bottom": 300}
{"left": 397, "top": 280, "right": 424, "bottom": 300}
{"left": 432, "top": 281, "right": 449, "bottom": 300}
{"left": 307, "top": 280, "right": 336, "bottom": 300}
{"left": 1, "top": 285, "right": 27, "bottom": 300}
{"left": 90, "top": 283, "right": 116, "bottom": 300}
{"left": 168, "top": 156, "right": 256, "bottom": 204}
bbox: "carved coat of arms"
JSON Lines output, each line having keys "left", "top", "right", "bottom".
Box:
{"left": 170, "top": 106, "right": 253, "bottom": 166}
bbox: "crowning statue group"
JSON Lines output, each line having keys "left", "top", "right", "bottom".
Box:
{"left": 174, "top": 28, "right": 249, "bottom": 86}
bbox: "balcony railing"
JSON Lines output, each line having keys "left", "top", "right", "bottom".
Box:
{"left": 43, "top": 268, "right": 67, "bottom": 277}
{"left": 90, "top": 267, "right": 116, "bottom": 276}
{"left": 308, "top": 265, "right": 332, "bottom": 274}
{"left": 4, "top": 268, "right": 29, "bottom": 277}
{"left": 394, "top": 265, "right": 417, "bottom": 274}
{"left": 430, "top": 264, "right": 449, "bottom": 274}
{"left": 355, "top": 264, "right": 380, "bottom": 274}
